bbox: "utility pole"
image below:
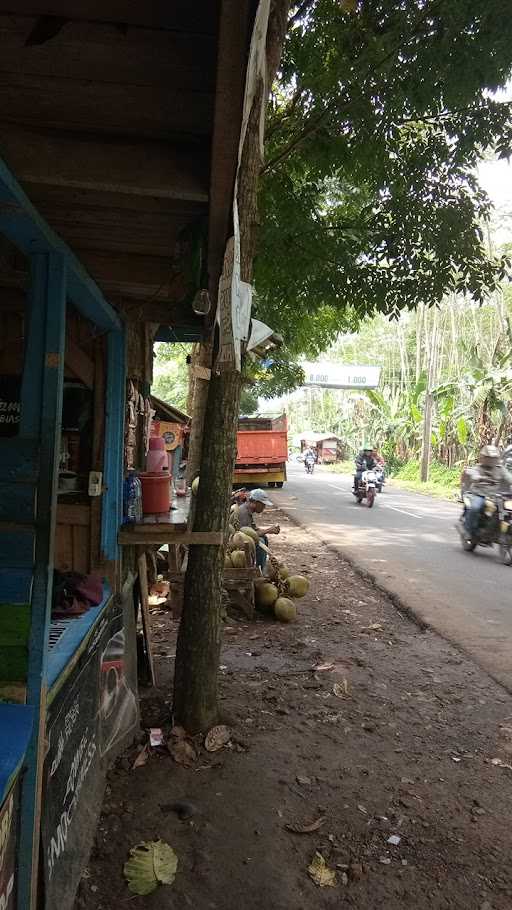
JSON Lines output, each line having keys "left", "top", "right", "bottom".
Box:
{"left": 420, "top": 306, "right": 438, "bottom": 482}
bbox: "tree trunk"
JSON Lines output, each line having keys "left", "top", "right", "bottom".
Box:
{"left": 420, "top": 307, "right": 439, "bottom": 482}
{"left": 173, "top": 368, "right": 241, "bottom": 731}
{"left": 415, "top": 302, "right": 423, "bottom": 382}
{"left": 186, "top": 340, "right": 212, "bottom": 483}
{"left": 173, "top": 0, "right": 291, "bottom": 732}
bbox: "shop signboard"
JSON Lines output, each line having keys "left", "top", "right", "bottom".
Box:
{"left": 41, "top": 592, "right": 138, "bottom": 908}
{"left": 302, "top": 362, "right": 381, "bottom": 389}
{"left": 0, "top": 782, "right": 18, "bottom": 910}
{"left": 0, "top": 376, "right": 21, "bottom": 437}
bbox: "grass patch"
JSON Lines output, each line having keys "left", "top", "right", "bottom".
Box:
{"left": 318, "top": 459, "right": 461, "bottom": 500}
{"left": 389, "top": 461, "right": 460, "bottom": 501}
{"left": 317, "top": 460, "right": 353, "bottom": 475}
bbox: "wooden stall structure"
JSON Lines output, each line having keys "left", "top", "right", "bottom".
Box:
{"left": 0, "top": 3, "right": 262, "bottom": 909}
{"left": 299, "top": 432, "right": 345, "bottom": 464}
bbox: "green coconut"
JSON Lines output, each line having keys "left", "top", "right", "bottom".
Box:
{"left": 274, "top": 597, "right": 297, "bottom": 623}
{"left": 191, "top": 476, "right": 200, "bottom": 496}
{"left": 240, "top": 526, "right": 259, "bottom": 544}
{"left": 278, "top": 564, "right": 290, "bottom": 580}
{"left": 255, "top": 581, "right": 278, "bottom": 609}
{"left": 232, "top": 531, "right": 256, "bottom": 555}
{"left": 285, "top": 575, "right": 310, "bottom": 598}
{"left": 224, "top": 553, "right": 233, "bottom": 568}
{"left": 230, "top": 550, "right": 247, "bottom": 568}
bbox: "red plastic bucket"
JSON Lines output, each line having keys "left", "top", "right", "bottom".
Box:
{"left": 140, "top": 472, "right": 171, "bottom": 514}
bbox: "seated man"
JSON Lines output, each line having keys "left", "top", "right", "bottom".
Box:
{"left": 237, "top": 489, "right": 280, "bottom": 569}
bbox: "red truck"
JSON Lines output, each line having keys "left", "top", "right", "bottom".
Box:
{"left": 234, "top": 415, "right": 288, "bottom": 488}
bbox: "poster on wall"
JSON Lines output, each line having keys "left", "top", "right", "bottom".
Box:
{"left": 0, "top": 782, "right": 18, "bottom": 910}
{"left": 41, "top": 592, "right": 138, "bottom": 908}
{"left": 0, "top": 376, "right": 21, "bottom": 437}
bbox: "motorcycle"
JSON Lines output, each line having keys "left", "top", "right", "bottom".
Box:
{"left": 374, "top": 464, "right": 385, "bottom": 493}
{"left": 353, "top": 468, "right": 377, "bottom": 507}
{"left": 305, "top": 456, "right": 315, "bottom": 475}
{"left": 457, "top": 489, "right": 512, "bottom": 564}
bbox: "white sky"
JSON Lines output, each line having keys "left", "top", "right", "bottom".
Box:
{"left": 478, "top": 158, "right": 512, "bottom": 211}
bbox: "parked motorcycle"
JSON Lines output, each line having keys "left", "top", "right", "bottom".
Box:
{"left": 457, "top": 489, "right": 512, "bottom": 564}
{"left": 353, "top": 469, "right": 377, "bottom": 507}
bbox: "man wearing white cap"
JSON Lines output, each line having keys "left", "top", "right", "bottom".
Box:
{"left": 237, "top": 489, "right": 280, "bottom": 569}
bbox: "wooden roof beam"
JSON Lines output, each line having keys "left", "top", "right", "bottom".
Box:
{"left": 0, "top": 1, "right": 219, "bottom": 33}
{"left": 207, "top": 0, "right": 254, "bottom": 294}
{"left": 0, "top": 130, "right": 210, "bottom": 202}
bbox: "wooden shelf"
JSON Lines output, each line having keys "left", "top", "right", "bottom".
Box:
{"left": 118, "top": 527, "right": 223, "bottom": 545}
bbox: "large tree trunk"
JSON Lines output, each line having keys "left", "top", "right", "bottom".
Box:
{"left": 173, "top": 0, "right": 291, "bottom": 733}
{"left": 173, "top": 369, "right": 241, "bottom": 731}
{"left": 186, "top": 340, "right": 212, "bottom": 483}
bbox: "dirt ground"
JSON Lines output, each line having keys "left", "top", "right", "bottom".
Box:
{"left": 75, "top": 509, "right": 512, "bottom": 910}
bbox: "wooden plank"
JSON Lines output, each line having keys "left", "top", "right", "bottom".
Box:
{"left": 0, "top": 127, "right": 209, "bottom": 202}
{"left": 72, "top": 523, "right": 90, "bottom": 574}
{"left": 119, "top": 529, "right": 223, "bottom": 545}
{"left": 73, "top": 249, "right": 182, "bottom": 298}
{"left": 207, "top": 0, "right": 252, "bottom": 294}
{"left": 64, "top": 336, "right": 94, "bottom": 388}
{"left": 0, "top": 73, "right": 213, "bottom": 140}
{"left": 90, "top": 336, "right": 105, "bottom": 569}
{"left": 0, "top": 19, "right": 217, "bottom": 91}
{"left": 55, "top": 503, "right": 90, "bottom": 526}
{"left": 100, "top": 329, "right": 125, "bottom": 564}
{"left": 18, "top": 252, "right": 66, "bottom": 910}
{"left": 0, "top": 1, "right": 219, "bottom": 33}
{"left": 54, "top": 521, "right": 73, "bottom": 573}
{"left": 137, "top": 553, "right": 157, "bottom": 687}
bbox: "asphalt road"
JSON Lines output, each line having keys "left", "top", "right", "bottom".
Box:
{"left": 272, "top": 462, "right": 512, "bottom": 691}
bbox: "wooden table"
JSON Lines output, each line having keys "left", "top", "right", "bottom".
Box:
{"left": 118, "top": 496, "right": 224, "bottom": 547}
{"left": 118, "top": 497, "right": 225, "bottom": 681}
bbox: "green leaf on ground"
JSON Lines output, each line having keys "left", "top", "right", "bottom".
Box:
{"left": 124, "top": 840, "right": 178, "bottom": 895}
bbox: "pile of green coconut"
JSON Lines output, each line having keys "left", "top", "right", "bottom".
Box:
{"left": 224, "top": 520, "right": 309, "bottom": 623}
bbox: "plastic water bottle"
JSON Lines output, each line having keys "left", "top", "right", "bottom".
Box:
{"left": 123, "top": 471, "right": 142, "bottom": 524}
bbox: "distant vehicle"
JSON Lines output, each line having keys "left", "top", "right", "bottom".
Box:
{"left": 304, "top": 453, "right": 315, "bottom": 474}
{"left": 234, "top": 415, "right": 288, "bottom": 488}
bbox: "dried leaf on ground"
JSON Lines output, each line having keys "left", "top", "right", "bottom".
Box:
{"left": 333, "top": 679, "right": 350, "bottom": 699}
{"left": 491, "top": 757, "right": 512, "bottom": 771}
{"left": 360, "top": 623, "right": 384, "bottom": 633}
{"left": 296, "top": 775, "right": 312, "bottom": 786}
{"left": 286, "top": 816, "right": 326, "bottom": 834}
{"left": 168, "top": 737, "right": 198, "bottom": 767}
{"left": 124, "top": 840, "right": 178, "bottom": 895}
{"left": 313, "top": 662, "right": 335, "bottom": 672}
{"left": 307, "top": 852, "right": 337, "bottom": 887}
{"left": 204, "top": 725, "right": 231, "bottom": 753}
{"left": 132, "top": 745, "right": 149, "bottom": 769}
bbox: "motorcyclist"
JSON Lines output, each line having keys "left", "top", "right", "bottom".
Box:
{"left": 461, "top": 445, "right": 512, "bottom": 537}
{"left": 354, "top": 445, "right": 377, "bottom": 492}
{"left": 304, "top": 447, "right": 316, "bottom": 472}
